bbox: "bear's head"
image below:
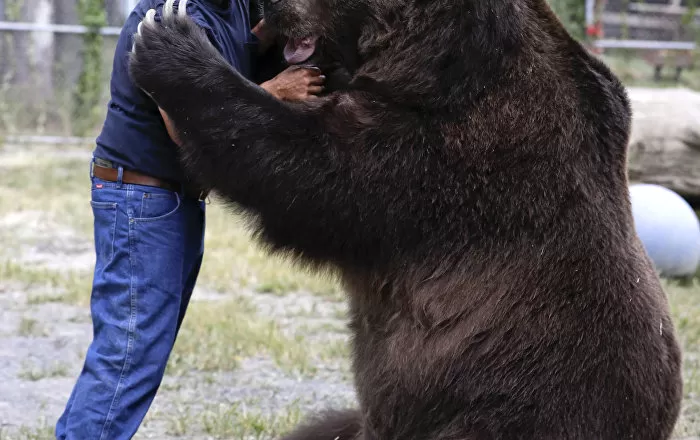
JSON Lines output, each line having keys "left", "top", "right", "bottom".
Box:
{"left": 263, "top": 0, "right": 366, "bottom": 42}
{"left": 262, "top": 0, "right": 630, "bottom": 144}
{"left": 262, "top": 0, "right": 574, "bottom": 107}
{"left": 259, "top": 0, "right": 369, "bottom": 92}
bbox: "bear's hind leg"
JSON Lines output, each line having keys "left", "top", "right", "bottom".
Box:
{"left": 279, "top": 408, "right": 362, "bottom": 440}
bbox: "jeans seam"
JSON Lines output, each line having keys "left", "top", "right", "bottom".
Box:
{"left": 98, "top": 189, "right": 138, "bottom": 440}
{"left": 90, "top": 201, "right": 118, "bottom": 263}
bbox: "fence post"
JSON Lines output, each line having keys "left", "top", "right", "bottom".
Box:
{"left": 585, "top": 0, "right": 595, "bottom": 27}
{"left": 72, "top": 0, "right": 106, "bottom": 136}
{"left": 0, "top": 0, "right": 5, "bottom": 79}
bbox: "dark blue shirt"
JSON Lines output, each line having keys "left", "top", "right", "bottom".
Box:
{"left": 94, "top": 0, "right": 256, "bottom": 183}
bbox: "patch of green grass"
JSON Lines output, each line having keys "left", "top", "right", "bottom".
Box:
{"left": 199, "top": 203, "right": 341, "bottom": 298}
{"left": 18, "top": 361, "right": 71, "bottom": 381}
{"left": 164, "top": 406, "right": 195, "bottom": 436}
{"left": 0, "top": 154, "right": 93, "bottom": 236}
{"left": 17, "top": 317, "right": 47, "bottom": 337}
{"left": 0, "top": 421, "right": 54, "bottom": 440}
{"left": 667, "top": 280, "right": 700, "bottom": 348}
{"left": 166, "top": 296, "right": 316, "bottom": 376}
{"left": 158, "top": 398, "right": 308, "bottom": 439}
{"left": 0, "top": 260, "right": 92, "bottom": 306}
{"left": 665, "top": 277, "right": 700, "bottom": 437}
{"left": 200, "top": 400, "right": 304, "bottom": 439}
{"left": 319, "top": 338, "right": 350, "bottom": 361}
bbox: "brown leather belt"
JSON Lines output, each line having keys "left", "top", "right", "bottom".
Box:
{"left": 92, "top": 163, "right": 209, "bottom": 201}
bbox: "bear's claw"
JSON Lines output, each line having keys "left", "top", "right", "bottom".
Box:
{"left": 163, "top": 0, "right": 189, "bottom": 20}
{"left": 133, "top": 0, "right": 194, "bottom": 55}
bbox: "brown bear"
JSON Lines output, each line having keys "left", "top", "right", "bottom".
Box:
{"left": 128, "top": 0, "right": 684, "bottom": 438}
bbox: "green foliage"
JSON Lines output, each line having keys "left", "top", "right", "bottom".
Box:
{"left": 3, "top": 0, "right": 22, "bottom": 21}
{"left": 72, "top": 0, "right": 107, "bottom": 136}
{"left": 547, "top": 0, "right": 587, "bottom": 40}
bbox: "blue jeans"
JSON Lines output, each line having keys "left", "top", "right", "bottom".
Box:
{"left": 56, "top": 159, "right": 206, "bottom": 439}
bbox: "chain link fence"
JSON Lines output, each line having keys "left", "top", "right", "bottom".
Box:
{"left": 0, "top": 0, "right": 698, "bottom": 139}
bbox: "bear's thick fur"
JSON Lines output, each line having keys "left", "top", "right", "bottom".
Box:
{"left": 129, "top": 0, "right": 683, "bottom": 438}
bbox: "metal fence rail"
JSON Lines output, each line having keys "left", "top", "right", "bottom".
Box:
{"left": 585, "top": 0, "right": 700, "bottom": 50}
{"left": 0, "top": 21, "right": 123, "bottom": 36}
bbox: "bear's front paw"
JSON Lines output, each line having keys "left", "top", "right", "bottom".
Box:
{"left": 128, "top": 0, "right": 218, "bottom": 102}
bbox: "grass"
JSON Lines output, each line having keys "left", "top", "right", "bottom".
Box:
{"left": 664, "top": 275, "right": 700, "bottom": 437}
{"left": 200, "top": 401, "right": 304, "bottom": 439}
{"left": 18, "top": 361, "right": 71, "bottom": 381}
{"left": 161, "top": 399, "right": 305, "bottom": 439}
{"left": 199, "top": 205, "right": 341, "bottom": 298}
{"left": 17, "top": 317, "right": 47, "bottom": 338}
{"left": 0, "top": 260, "right": 91, "bottom": 306}
{"left": 0, "top": 421, "right": 54, "bottom": 440}
{"left": 0, "top": 152, "right": 94, "bottom": 236}
{"left": 165, "top": 295, "right": 317, "bottom": 376}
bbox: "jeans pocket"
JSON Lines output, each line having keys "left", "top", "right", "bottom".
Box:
{"left": 134, "top": 190, "right": 182, "bottom": 222}
{"left": 91, "top": 200, "right": 118, "bottom": 264}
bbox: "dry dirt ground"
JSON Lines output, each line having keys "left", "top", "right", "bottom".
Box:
{"left": 0, "top": 143, "right": 699, "bottom": 439}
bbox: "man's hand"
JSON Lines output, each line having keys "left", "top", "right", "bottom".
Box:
{"left": 261, "top": 65, "right": 325, "bottom": 101}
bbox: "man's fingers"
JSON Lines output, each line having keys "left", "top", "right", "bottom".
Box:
{"left": 292, "top": 65, "right": 322, "bottom": 76}
{"left": 308, "top": 74, "right": 326, "bottom": 85}
{"left": 305, "top": 67, "right": 322, "bottom": 76}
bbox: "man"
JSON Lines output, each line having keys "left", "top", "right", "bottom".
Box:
{"left": 55, "top": 0, "right": 323, "bottom": 438}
